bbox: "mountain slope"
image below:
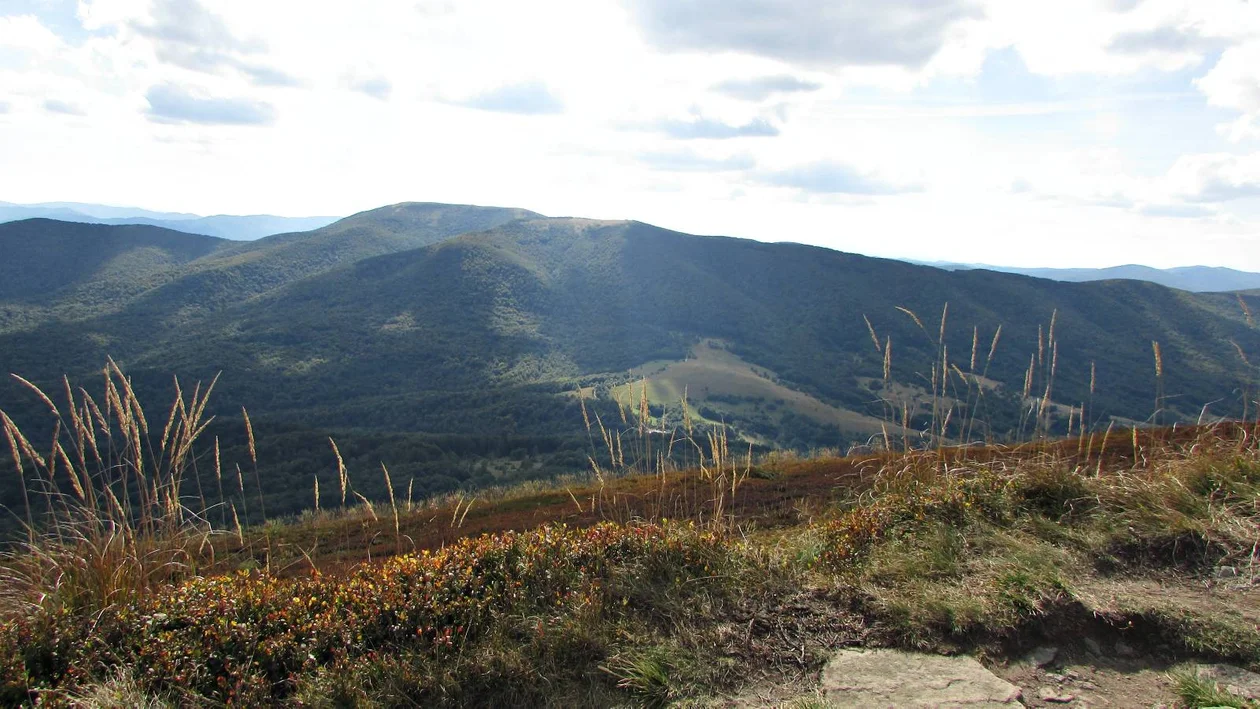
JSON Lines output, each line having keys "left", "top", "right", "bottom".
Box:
{"left": 0, "top": 219, "right": 230, "bottom": 330}
{"left": 0, "top": 219, "right": 227, "bottom": 301}
{"left": 132, "top": 201, "right": 542, "bottom": 321}
{"left": 0, "top": 203, "right": 541, "bottom": 335}
{"left": 136, "top": 217, "right": 1260, "bottom": 436}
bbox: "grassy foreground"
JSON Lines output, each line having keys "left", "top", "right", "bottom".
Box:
{"left": 2, "top": 424, "right": 1259, "bottom": 706}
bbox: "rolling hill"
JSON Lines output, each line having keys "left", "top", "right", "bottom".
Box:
{"left": 2, "top": 205, "right": 1259, "bottom": 521}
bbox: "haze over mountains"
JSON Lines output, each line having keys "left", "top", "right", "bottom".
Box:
{"left": 920, "top": 261, "right": 1260, "bottom": 293}
{"left": 1, "top": 203, "right": 1259, "bottom": 521}
{"left": 0, "top": 201, "right": 339, "bottom": 241}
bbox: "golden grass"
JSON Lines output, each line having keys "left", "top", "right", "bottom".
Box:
{"left": 0, "top": 361, "right": 230, "bottom": 618}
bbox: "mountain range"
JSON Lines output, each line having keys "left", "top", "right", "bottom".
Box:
{"left": 919, "top": 260, "right": 1260, "bottom": 293}
{"left": 1, "top": 204, "right": 1258, "bottom": 522}
{"left": 6, "top": 201, "right": 1255, "bottom": 291}
{"left": 0, "top": 201, "right": 339, "bottom": 241}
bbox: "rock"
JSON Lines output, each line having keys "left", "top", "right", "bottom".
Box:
{"left": 1113, "top": 641, "right": 1136, "bottom": 657}
{"left": 820, "top": 649, "right": 1023, "bottom": 708}
{"left": 1214, "top": 565, "right": 1239, "bottom": 579}
{"left": 1195, "top": 664, "right": 1260, "bottom": 700}
{"left": 1082, "top": 638, "right": 1102, "bottom": 655}
{"left": 1023, "top": 646, "right": 1059, "bottom": 668}
{"left": 1038, "top": 686, "right": 1076, "bottom": 703}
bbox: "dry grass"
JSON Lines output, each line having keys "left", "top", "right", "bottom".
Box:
{"left": 0, "top": 361, "right": 242, "bottom": 619}
{"left": 814, "top": 425, "right": 1260, "bottom": 658}
{"left": 2, "top": 410, "right": 1258, "bottom": 705}
{"left": 0, "top": 318, "right": 1257, "bottom": 707}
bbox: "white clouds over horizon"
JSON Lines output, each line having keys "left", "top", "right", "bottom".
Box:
{"left": 1, "top": 0, "right": 1259, "bottom": 268}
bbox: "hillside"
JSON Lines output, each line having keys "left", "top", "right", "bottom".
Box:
{"left": 170, "top": 217, "right": 1258, "bottom": 426}
{"left": 2, "top": 207, "right": 1260, "bottom": 521}
{"left": 0, "top": 219, "right": 230, "bottom": 330}
{"left": 0, "top": 203, "right": 540, "bottom": 333}
{"left": 2, "top": 419, "right": 1258, "bottom": 707}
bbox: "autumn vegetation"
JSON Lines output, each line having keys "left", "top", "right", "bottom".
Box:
{"left": 1, "top": 360, "right": 1258, "bottom": 706}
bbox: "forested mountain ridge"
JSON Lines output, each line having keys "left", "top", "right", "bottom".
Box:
{"left": 0, "top": 202, "right": 541, "bottom": 333}
{"left": 1, "top": 205, "right": 1258, "bottom": 521}
{"left": 0, "top": 219, "right": 231, "bottom": 330}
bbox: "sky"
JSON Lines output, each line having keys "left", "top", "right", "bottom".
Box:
{"left": 2, "top": 1, "right": 1260, "bottom": 269}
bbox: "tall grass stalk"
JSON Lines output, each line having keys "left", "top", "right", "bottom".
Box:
{"left": 575, "top": 379, "right": 751, "bottom": 532}
{"left": 0, "top": 361, "right": 228, "bottom": 618}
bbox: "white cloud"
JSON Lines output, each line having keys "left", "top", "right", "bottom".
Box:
{"left": 758, "top": 161, "right": 921, "bottom": 195}
{"left": 637, "top": 149, "right": 755, "bottom": 172}
{"left": 625, "top": 0, "right": 982, "bottom": 69}
{"left": 972, "top": 0, "right": 1255, "bottom": 77}
{"left": 144, "top": 83, "right": 275, "bottom": 124}
{"left": 460, "top": 81, "right": 564, "bottom": 115}
{"left": 1, "top": 17, "right": 64, "bottom": 70}
{"left": 1196, "top": 41, "right": 1260, "bottom": 142}
{"left": 712, "top": 75, "right": 821, "bottom": 101}
{"left": 1167, "top": 152, "right": 1260, "bottom": 202}
{"left": 345, "top": 71, "right": 392, "bottom": 101}
{"left": 44, "top": 98, "right": 86, "bottom": 115}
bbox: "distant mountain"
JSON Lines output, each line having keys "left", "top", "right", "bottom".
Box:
{"left": 0, "top": 202, "right": 539, "bottom": 330}
{"left": 2, "top": 205, "right": 1259, "bottom": 522}
{"left": 0, "top": 200, "right": 200, "bottom": 221}
{"left": 917, "top": 260, "right": 1260, "bottom": 293}
{"left": 0, "top": 201, "right": 339, "bottom": 241}
{"left": 0, "top": 219, "right": 229, "bottom": 331}
{"left": 0, "top": 219, "right": 226, "bottom": 300}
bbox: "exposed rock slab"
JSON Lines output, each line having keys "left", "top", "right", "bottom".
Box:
{"left": 1195, "top": 663, "right": 1260, "bottom": 700}
{"left": 820, "top": 649, "right": 1023, "bottom": 708}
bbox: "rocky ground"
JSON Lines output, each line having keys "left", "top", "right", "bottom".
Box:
{"left": 724, "top": 646, "right": 1259, "bottom": 708}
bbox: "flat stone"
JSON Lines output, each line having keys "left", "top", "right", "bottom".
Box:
{"left": 1195, "top": 664, "right": 1260, "bottom": 700}
{"left": 1022, "top": 646, "right": 1059, "bottom": 668}
{"left": 1082, "top": 638, "right": 1102, "bottom": 655}
{"left": 1038, "top": 686, "right": 1076, "bottom": 703}
{"left": 820, "top": 649, "right": 1023, "bottom": 708}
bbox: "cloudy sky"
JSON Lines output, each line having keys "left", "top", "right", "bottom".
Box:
{"left": 3, "top": 0, "right": 1260, "bottom": 268}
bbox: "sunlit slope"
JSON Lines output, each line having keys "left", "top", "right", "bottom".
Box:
{"left": 613, "top": 339, "right": 890, "bottom": 443}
